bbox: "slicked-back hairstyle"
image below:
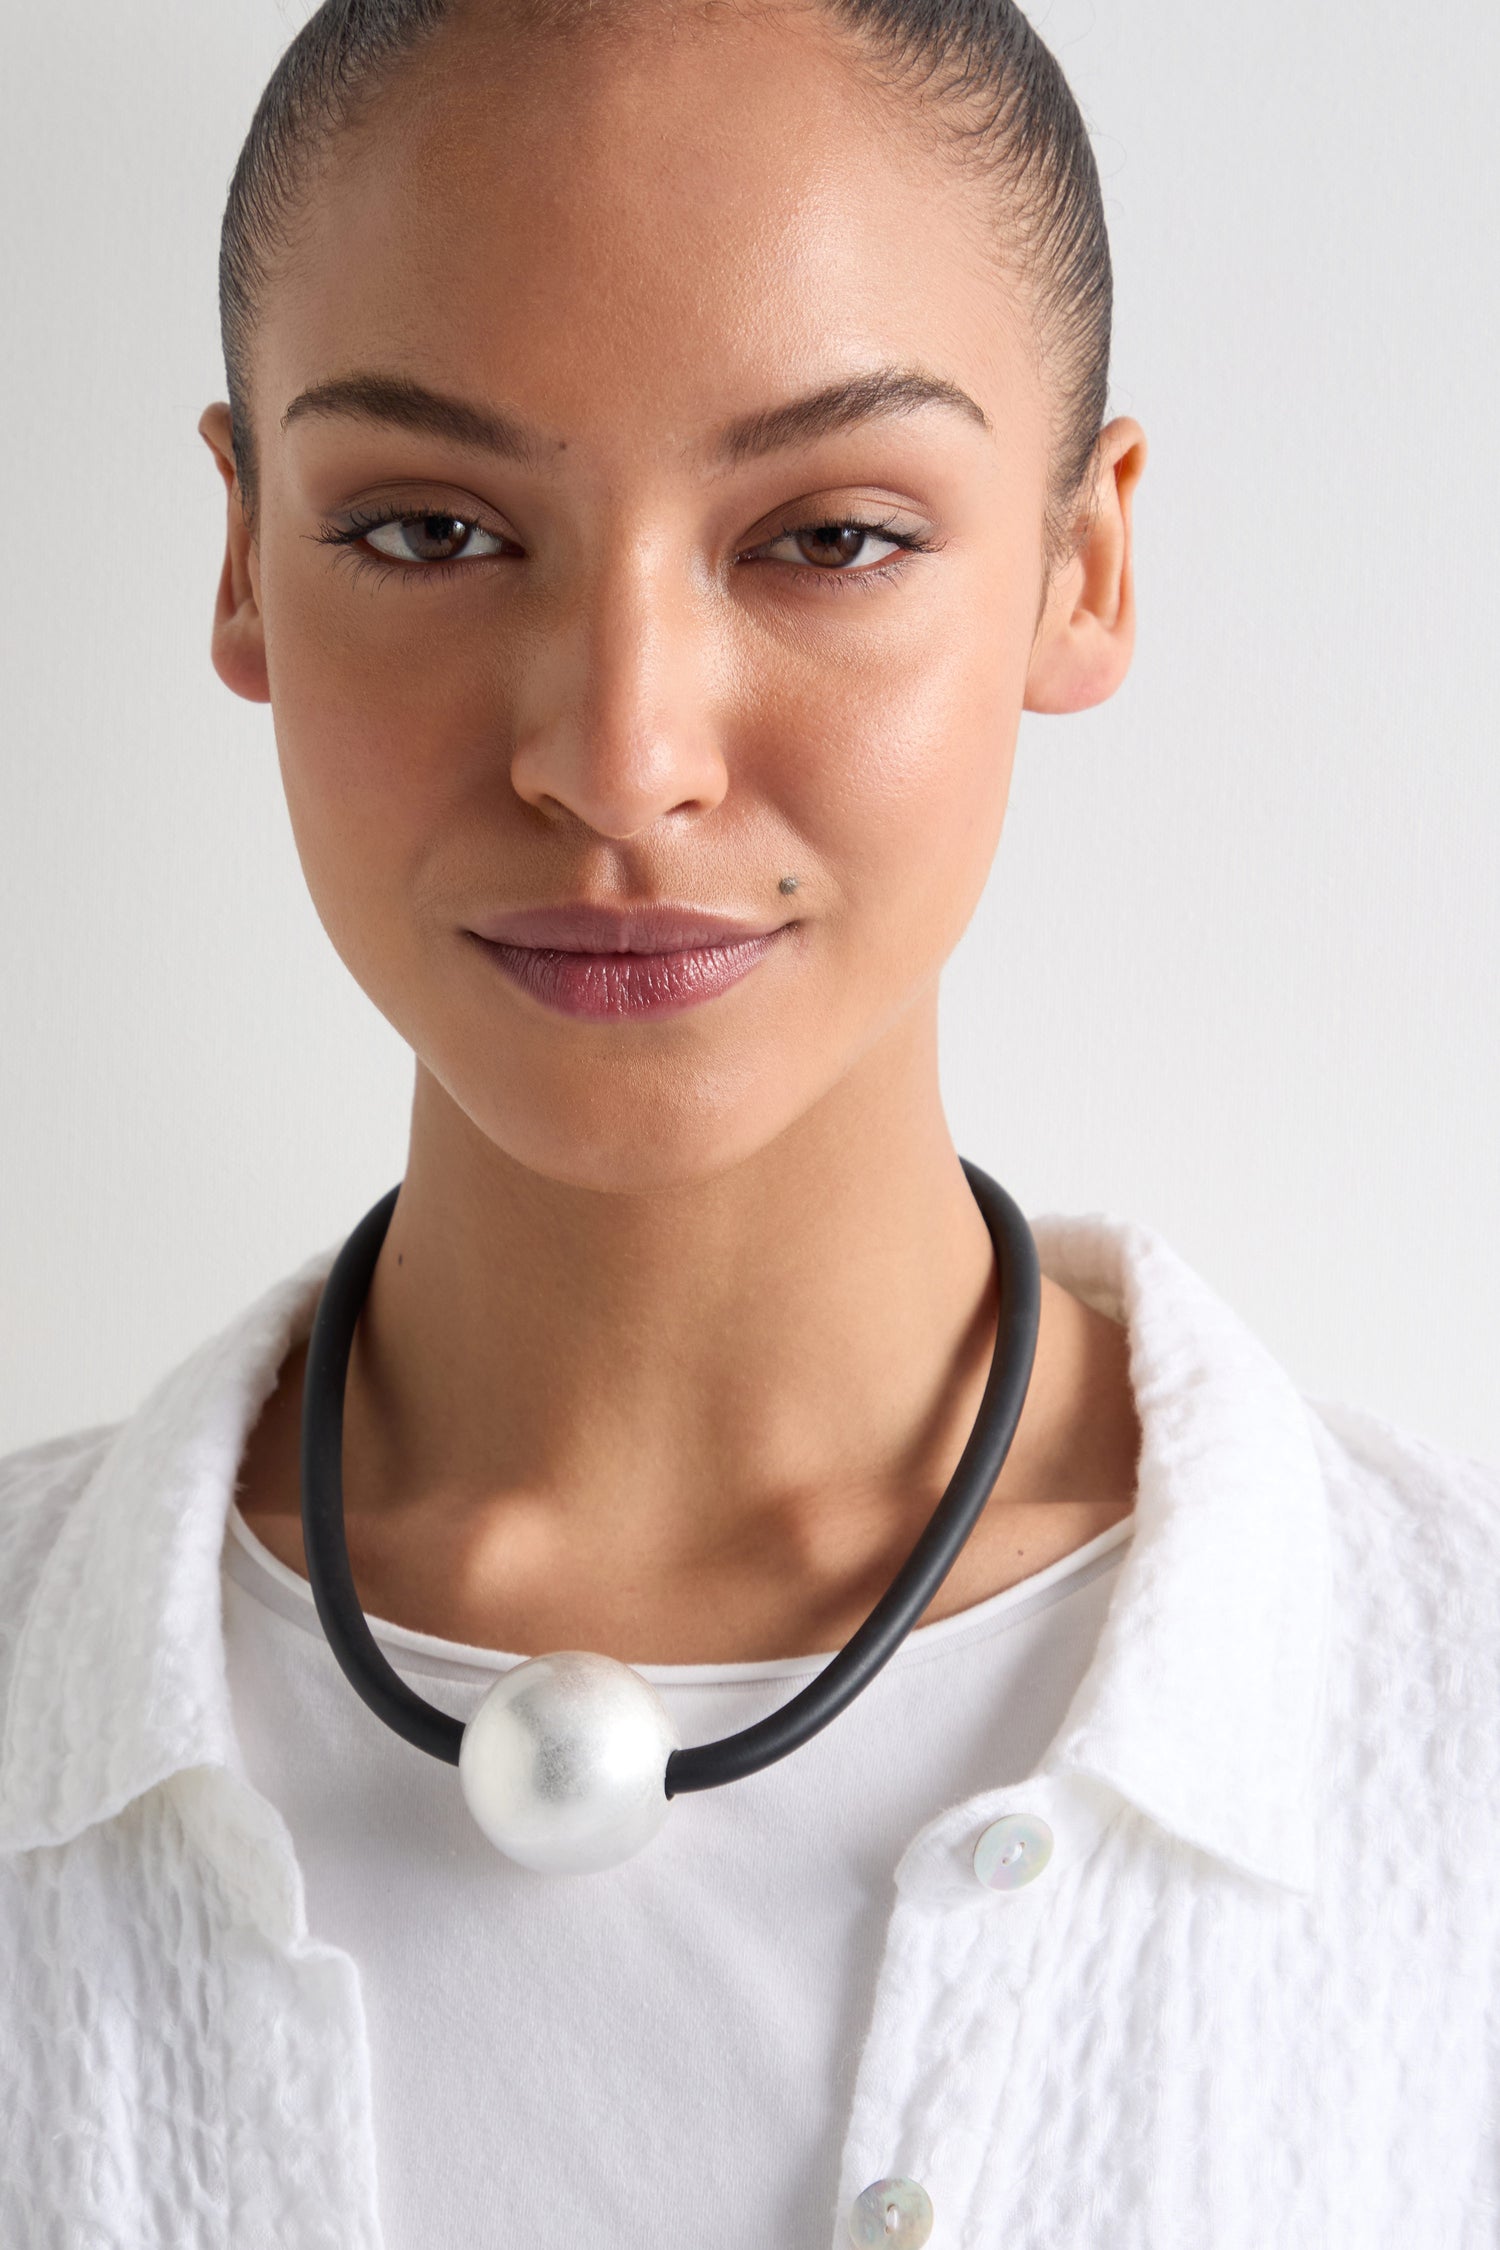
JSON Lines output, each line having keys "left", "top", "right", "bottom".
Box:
{"left": 219, "top": 0, "right": 1112, "bottom": 566}
{"left": 219, "top": 0, "right": 453, "bottom": 533}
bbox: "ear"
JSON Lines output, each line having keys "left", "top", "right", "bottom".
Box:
{"left": 1023, "top": 416, "right": 1147, "bottom": 715}
{"left": 198, "top": 402, "right": 271, "bottom": 704}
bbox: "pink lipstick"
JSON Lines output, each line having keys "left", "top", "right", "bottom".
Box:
{"left": 466, "top": 901, "right": 796, "bottom": 1020}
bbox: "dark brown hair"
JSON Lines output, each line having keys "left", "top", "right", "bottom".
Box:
{"left": 219, "top": 0, "right": 1112, "bottom": 566}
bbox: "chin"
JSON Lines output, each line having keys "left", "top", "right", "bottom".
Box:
{"left": 442, "top": 1062, "right": 823, "bottom": 1200}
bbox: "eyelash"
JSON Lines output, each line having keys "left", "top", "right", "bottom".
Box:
{"left": 311, "top": 502, "right": 938, "bottom": 595}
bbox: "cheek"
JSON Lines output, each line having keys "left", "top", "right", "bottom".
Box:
{"left": 262, "top": 561, "right": 486, "bottom": 971}
{"left": 756, "top": 613, "right": 1021, "bottom": 968}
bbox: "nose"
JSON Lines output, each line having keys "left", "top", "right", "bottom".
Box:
{"left": 509, "top": 545, "right": 730, "bottom": 841}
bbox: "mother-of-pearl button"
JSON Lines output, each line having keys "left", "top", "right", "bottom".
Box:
{"left": 973, "top": 1811, "right": 1054, "bottom": 1891}
{"left": 847, "top": 2177, "right": 934, "bottom": 2247}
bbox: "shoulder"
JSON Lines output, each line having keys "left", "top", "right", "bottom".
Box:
{"left": 0, "top": 1422, "right": 122, "bottom": 1584}
{"left": 0, "top": 1419, "right": 121, "bottom": 1495}
{"left": 0, "top": 1419, "right": 123, "bottom": 1556}
{"left": 1303, "top": 1392, "right": 1500, "bottom": 1783}
{"left": 1307, "top": 1389, "right": 1500, "bottom": 1574}
{"left": 0, "top": 1421, "right": 123, "bottom": 1686}
{"left": 0, "top": 1237, "right": 341, "bottom": 1792}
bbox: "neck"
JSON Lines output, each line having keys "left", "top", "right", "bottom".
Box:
{"left": 360, "top": 1012, "right": 1005, "bottom": 1535}
{"left": 243, "top": 1003, "right": 1141, "bottom": 1660}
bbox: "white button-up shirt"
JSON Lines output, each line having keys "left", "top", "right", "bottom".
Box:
{"left": 2, "top": 1210, "right": 1497, "bottom": 2247}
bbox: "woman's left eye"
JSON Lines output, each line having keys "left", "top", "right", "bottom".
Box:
{"left": 756, "top": 521, "right": 911, "bottom": 572}
{"left": 359, "top": 512, "right": 508, "bottom": 565}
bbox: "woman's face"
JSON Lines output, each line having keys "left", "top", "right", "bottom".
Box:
{"left": 203, "top": 1, "right": 1142, "bottom": 1191}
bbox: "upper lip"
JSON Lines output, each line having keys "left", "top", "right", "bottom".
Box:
{"left": 467, "top": 901, "right": 794, "bottom": 953}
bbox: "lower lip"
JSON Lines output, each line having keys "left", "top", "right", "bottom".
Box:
{"left": 469, "top": 927, "right": 789, "bottom": 1019}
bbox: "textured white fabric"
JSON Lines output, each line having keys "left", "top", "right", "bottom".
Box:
{"left": 220, "top": 1493, "right": 1131, "bottom": 2250}
{"left": 2, "top": 1209, "right": 1498, "bottom": 2249}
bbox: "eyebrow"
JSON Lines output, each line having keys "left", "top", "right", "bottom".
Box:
{"left": 714, "top": 367, "right": 991, "bottom": 461}
{"left": 278, "top": 364, "right": 991, "bottom": 468}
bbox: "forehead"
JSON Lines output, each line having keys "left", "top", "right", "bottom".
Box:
{"left": 260, "top": 1, "right": 1040, "bottom": 464}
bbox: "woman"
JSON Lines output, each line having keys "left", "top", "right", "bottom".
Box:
{"left": 1, "top": 0, "right": 1495, "bottom": 2244}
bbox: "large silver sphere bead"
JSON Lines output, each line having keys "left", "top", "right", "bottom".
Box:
{"left": 458, "top": 1650, "right": 678, "bottom": 1873}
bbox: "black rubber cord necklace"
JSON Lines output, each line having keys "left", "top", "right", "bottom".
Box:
{"left": 299, "top": 1156, "right": 1040, "bottom": 1874}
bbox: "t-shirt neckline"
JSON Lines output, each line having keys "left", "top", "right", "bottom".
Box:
{"left": 223, "top": 1497, "right": 1134, "bottom": 1689}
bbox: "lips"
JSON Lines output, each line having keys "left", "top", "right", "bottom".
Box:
{"left": 465, "top": 899, "right": 797, "bottom": 1019}
{"left": 468, "top": 900, "right": 792, "bottom": 952}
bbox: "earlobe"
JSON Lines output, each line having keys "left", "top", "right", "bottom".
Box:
{"left": 209, "top": 543, "right": 272, "bottom": 705}
{"left": 1022, "top": 418, "right": 1146, "bottom": 718}
{"left": 198, "top": 402, "right": 271, "bottom": 706}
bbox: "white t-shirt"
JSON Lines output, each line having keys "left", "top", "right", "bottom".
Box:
{"left": 220, "top": 1499, "right": 1133, "bottom": 2250}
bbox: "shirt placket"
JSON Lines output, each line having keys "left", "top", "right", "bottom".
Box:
{"left": 169, "top": 1762, "right": 388, "bottom": 2250}
{"left": 830, "top": 1770, "right": 1121, "bottom": 2250}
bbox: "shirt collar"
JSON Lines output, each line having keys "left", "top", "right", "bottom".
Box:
{"left": 1030, "top": 1213, "right": 1331, "bottom": 1893}
{"left": 0, "top": 1207, "right": 1330, "bottom": 1895}
{"left": 0, "top": 1242, "right": 336, "bottom": 1859}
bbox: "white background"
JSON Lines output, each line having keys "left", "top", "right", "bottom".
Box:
{"left": 2, "top": 0, "right": 1495, "bottom": 1462}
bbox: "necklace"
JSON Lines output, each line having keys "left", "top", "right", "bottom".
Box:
{"left": 299, "top": 1156, "right": 1040, "bottom": 1874}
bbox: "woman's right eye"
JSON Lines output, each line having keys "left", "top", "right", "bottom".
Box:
{"left": 362, "top": 513, "right": 510, "bottom": 566}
